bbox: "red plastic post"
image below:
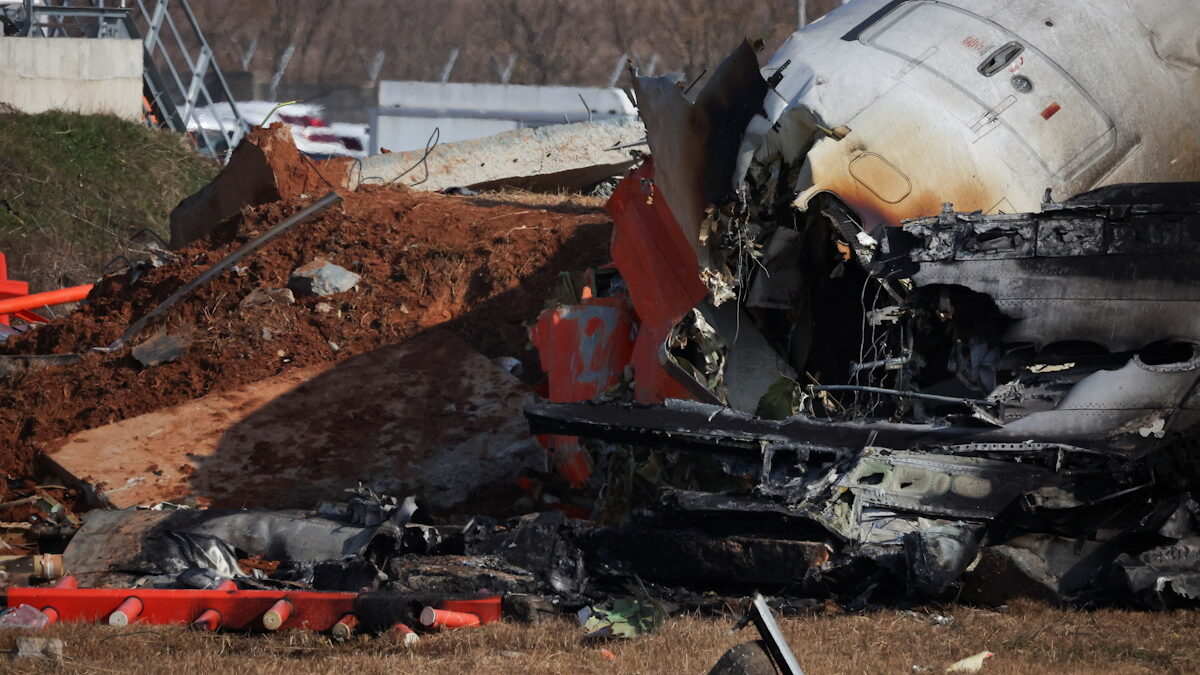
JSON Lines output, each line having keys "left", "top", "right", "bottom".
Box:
{"left": 439, "top": 597, "right": 502, "bottom": 624}
{"left": 392, "top": 621, "right": 419, "bottom": 646}
{"left": 109, "top": 597, "right": 143, "bottom": 627}
{"left": 192, "top": 608, "right": 222, "bottom": 631}
{"left": 262, "top": 599, "right": 292, "bottom": 631}
{"left": 41, "top": 576, "right": 74, "bottom": 626}
{"left": 331, "top": 613, "right": 358, "bottom": 641}
{"left": 420, "top": 607, "right": 481, "bottom": 629}
{"left": 0, "top": 252, "right": 20, "bottom": 327}
{"left": 0, "top": 284, "right": 92, "bottom": 316}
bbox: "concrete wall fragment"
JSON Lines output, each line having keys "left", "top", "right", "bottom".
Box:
{"left": 351, "top": 117, "right": 645, "bottom": 193}
{"left": 0, "top": 38, "right": 142, "bottom": 120}
{"left": 168, "top": 123, "right": 349, "bottom": 248}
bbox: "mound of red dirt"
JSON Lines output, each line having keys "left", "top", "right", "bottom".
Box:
{"left": 0, "top": 185, "right": 611, "bottom": 499}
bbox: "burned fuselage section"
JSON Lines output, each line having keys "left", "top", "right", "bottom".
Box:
{"left": 526, "top": 0, "right": 1200, "bottom": 607}
{"left": 529, "top": 185, "right": 1200, "bottom": 605}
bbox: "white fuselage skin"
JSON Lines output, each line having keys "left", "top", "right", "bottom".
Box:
{"left": 753, "top": 0, "right": 1200, "bottom": 232}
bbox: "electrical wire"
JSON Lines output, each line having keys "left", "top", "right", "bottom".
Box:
{"left": 346, "top": 127, "right": 442, "bottom": 188}
{"left": 388, "top": 127, "right": 440, "bottom": 188}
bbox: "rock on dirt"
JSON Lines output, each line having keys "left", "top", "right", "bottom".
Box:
{"left": 288, "top": 258, "right": 361, "bottom": 297}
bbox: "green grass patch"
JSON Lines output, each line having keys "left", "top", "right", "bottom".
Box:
{"left": 0, "top": 110, "right": 217, "bottom": 291}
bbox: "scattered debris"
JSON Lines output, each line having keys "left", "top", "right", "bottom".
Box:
{"left": 13, "top": 636, "right": 63, "bottom": 660}
{"left": 578, "top": 596, "right": 666, "bottom": 639}
{"left": 946, "top": 651, "right": 993, "bottom": 673}
{"left": 132, "top": 328, "right": 194, "bottom": 368}
{"left": 0, "top": 604, "right": 49, "bottom": 630}
{"left": 238, "top": 286, "right": 296, "bottom": 309}
{"left": 2, "top": 3, "right": 1199, "bottom": 664}
{"left": 0, "top": 554, "right": 65, "bottom": 588}
{"left": 710, "top": 595, "right": 804, "bottom": 675}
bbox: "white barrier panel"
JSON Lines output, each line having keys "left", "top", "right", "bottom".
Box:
{"left": 0, "top": 38, "right": 142, "bottom": 120}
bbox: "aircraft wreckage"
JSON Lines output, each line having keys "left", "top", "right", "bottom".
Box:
{"left": 526, "top": 0, "right": 1200, "bottom": 608}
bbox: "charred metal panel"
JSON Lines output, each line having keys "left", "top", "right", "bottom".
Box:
{"left": 696, "top": 301, "right": 797, "bottom": 413}
{"left": 632, "top": 41, "right": 768, "bottom": 261}
{"left": 1036, "top": 216, "right": 1106, "bottom": 257}
{"left": 1118, "top": 538, "right": 1200, "bottom": 608}
{"left": 578, "top": 528, "right": 828, "bottom": 586}
{"left": 837, "top": 449, "right": 1046, "bottom": 520}
{"left": 1003, "top": 353, "right": 1200, "bottom": 451}
{"left": 903, "top": 193, "right": 1200, "bottom": 350}
{"left": 955, "top": 216, "right": 1037, "bottom": 260}
{"left": 960, "top": 534, "right": 1115, "bottom": 605}
{"left": 912, "top": 258, "right": 1200, "bottom": 350}
{"left": 524, "top": 398, "right": 1166, "bottom": 457}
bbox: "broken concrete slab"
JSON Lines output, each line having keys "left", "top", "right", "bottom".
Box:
{"left": 45, "top": 330, "right": 543, "bottom": 511}
{"left": 349, "top": 117, "right": 645, "bottom": 193}
{"left": 288, "top": 259, "right": 361, "bottom": 297}
{"left": 168, "top": 123, "right": 350, "bottom": 249}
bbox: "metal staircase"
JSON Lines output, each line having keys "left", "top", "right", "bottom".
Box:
{"left": 18, "top": 0, "right": 248, "bottom": 162}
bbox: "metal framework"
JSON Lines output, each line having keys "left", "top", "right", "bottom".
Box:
{"left": 19, "top": 0, "right": 247, "bottom": 162}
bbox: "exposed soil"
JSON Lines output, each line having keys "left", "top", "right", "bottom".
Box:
{"left": 252, "top": 122, "right": 354, "bottom": 199}
{"left": 0, "top": 185, "right": 611, "bottom": 503}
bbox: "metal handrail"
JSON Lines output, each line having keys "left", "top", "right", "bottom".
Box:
{"left": 25, "top": 6, "right": 133, "bottom": 38}
{"left": 176, "top": 0, "right": 244, "bottom": 144}
{"left": 21, "top": 0, "right": 247, "bottom": 163}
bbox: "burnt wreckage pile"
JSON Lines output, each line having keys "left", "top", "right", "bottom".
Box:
{"left": 525, "top": 33, "right": 1200, "bottom": 609}
{"left": 8, "top": 0, "right": 1200, "bottom": 629}
{"left": 530, "top": 182, "right": 1200, "bottom": 609}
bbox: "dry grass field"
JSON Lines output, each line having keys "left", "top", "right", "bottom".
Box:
{"left": 0, "top": 600, "right": 1195, "bottom": 674}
